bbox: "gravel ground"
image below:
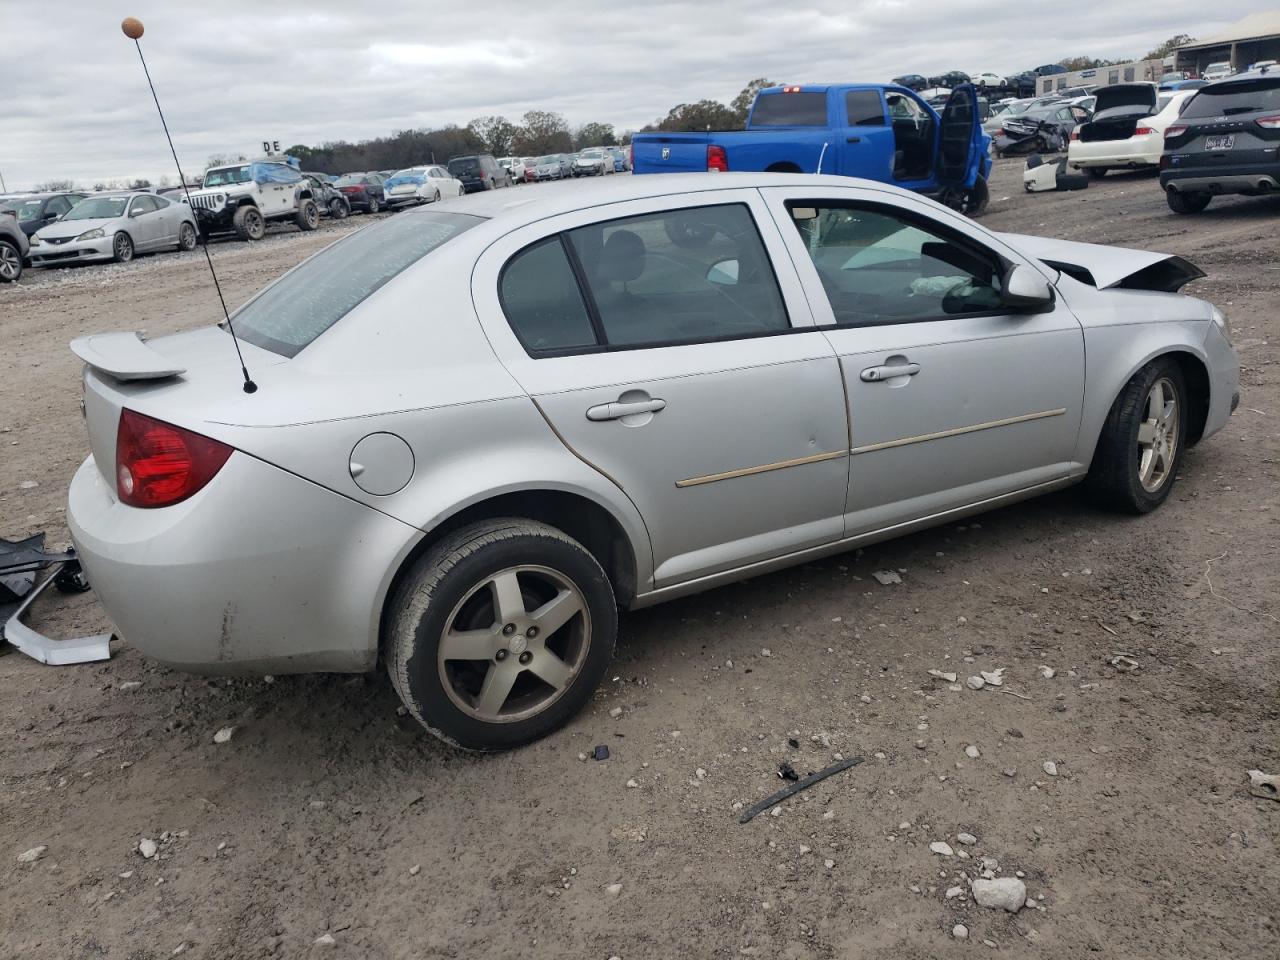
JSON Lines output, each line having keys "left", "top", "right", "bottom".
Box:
{"left": 2, "top": 163, "right": 1277, "bottom": 959}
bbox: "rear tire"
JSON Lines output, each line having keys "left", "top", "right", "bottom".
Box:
{"left": 1087, "top": 168, "right": 1108, "bottom": 179}
{"left": 0, "top": 239, "right": 23, "bottom": 282}
{"left": 329, "top": 198, "right": 349, "bottom": 219}
{"left": 1086, "top": 358, "right": 1188, "bottom": 514}
{"left": 1166, "top": 189, "right": 1211, "bottom": 214}
{"left": 367, "top": 196, "right": 381, "bottom": 214}
{"left": 386, "top": 519, "right": 617, "bottom": 751}
{"left": 295, "top": 198, "right": 319, "bottom": 231}
{"left": 177, "top": 222, "right": 197, "bottom": 251}
{"left": 232, "top": 205, "right": 266, "bottom": 241}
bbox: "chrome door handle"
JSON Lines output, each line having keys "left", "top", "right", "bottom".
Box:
{"left": 586, "top": 398, "right": 666, "bottom": 421}
{"left": 860, "top": 362, "right": 920, "bottom": 383}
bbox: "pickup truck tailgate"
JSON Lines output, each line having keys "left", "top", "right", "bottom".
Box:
{"left": 631, "top": 134, "right": 712, "bottom": 174}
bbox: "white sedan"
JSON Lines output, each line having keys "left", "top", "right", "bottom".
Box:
{"left": 1069, "top": 87, "right": 1196, "bottom": 176}
{"left": 383, "top": 166, "right": 464, "bottom": 207}
{"left": 62, "top": 173, "right": 1237, "bottom": 750}
{"left": 972, "top": 72, "right": 1007, "bottom": 88}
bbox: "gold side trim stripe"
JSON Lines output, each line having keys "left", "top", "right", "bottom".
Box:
{"left": 849, "top": 408, "right": 1068, "bottom": 456}
{"left": 675, "top": 449, "right": 848, "bottom": 488}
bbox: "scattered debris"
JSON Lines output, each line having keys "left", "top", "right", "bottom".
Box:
{"left": 608, "top": 706, "right": 623, "bottom": 719}
{"left": 872, "top": 570, "right": 902, "bottom": 585}
{"left": 626, "top": 779, "right": 639, "bottom": 789}
{"left": 606, "top": 882, "right": 622, "bottom": 896}
{"left": 965, "top": 745, "right": 981, "bottom": 759}
{"left": 971, "top": 876, "right": 1026, "bottom": 912}
{"left": 314, "top": 933, "right": 336, "bottom": 946}
{"left": 980, "top": 669, "right": 1005, "bottom": 687}
{"left": 787, "top": 737, "right": 800, "bottom": 749}
{"left": 1002, "top": 767, "right": 1017, "bottom": 778}
{"left": 738, "top": 756, "right": 864, "bottom": 824}
{"left": 1043, "top": 760, "right": 1058, "bottom": 777}
{"left": 966, "top": 676, "right": 985, "bottom": 690}
{"left": 777, "top": 762, "right": 799, "bottom": 782}
{"left": 17, "top": 845, "right": 47, "bottom": 863}
{"left": 593, "top": 745, "right": 610, "bottom": 761}
{"left": 929, "top": 841, "right": 954, "bottom": 856}
{"left": 760, "top": 647, "right": 772, "bottom": 657}
{"left": 1248, "top": 769, "right": 1279, "bottom": 801}
{"left": 1108, "top": 654, "right": 1140, "bottom": 672}
{"left": 952, "top": 924, "right": 969, "bottom": 940}
{"left": 138, "top": 838, "right": 158, "bottom": 859}
{"left": 957, "top": 832, "right": 977, "bottom": 845}
{"left": 695, "top": 767, "right": 707, "bottom": 780}
{"left": 1037, "top": 666, "right": 1056, "bottom": 679}
{"left": 212, "top": 726, "right": 235, "bottom": 744}
{"left": 946, "top": 885, "right": 964, "bottom": 899}
{"left": 117, "top": 680, "right": 142, "bottom": 691}
{"left": 929, "top": 669, "right": 958, "bottom": 683}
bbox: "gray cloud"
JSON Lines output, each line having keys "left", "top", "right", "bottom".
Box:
{"left": 2, "top": 0, "right": 1258, "bottom": 188}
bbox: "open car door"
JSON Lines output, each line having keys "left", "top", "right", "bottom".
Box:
{"left": 936, "top": 84, "right": 983, "bottom": 190}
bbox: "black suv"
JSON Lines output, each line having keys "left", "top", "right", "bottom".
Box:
{"left": 1160, "top": 70, "right": 1280, "bottom": 213}
{"left": 447, "top": 154, "right": 509, "bottom": 193}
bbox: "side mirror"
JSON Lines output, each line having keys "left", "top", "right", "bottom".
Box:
{"left": 1002, "top": 264, "right": 1054, "bottom": 311}
{"left": 706, "top": 259, "right": 740, "bottom": 285}
{"left": 129, "top": 208, "right": 144, "bottom": 218}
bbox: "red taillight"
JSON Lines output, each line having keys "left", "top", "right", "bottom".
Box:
{"left": 782, "top": 85, "right": 802, "bottom": 93}
{"left": 1257, "top": 115, "right": 1280, "bottom": 129}
{"left": 1070, "top": 129, "right": 1080, "bottom": 141}
{"left": 706, "top": 144, "right": 729, "bottom": 172}
{"left": 1134, "top": 126, "right": 1154, "bottom": 137}
{"left": 115, "top": 409, "right": 233, "bottom": 508}
{"left": 1164, "top": 124, "right": 1188, "bottom": 139}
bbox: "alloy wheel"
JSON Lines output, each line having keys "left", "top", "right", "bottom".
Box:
{"left": 1137, "top": 377, "right": 1179, "bottom": 493}
{"left": 0, "top": 242, "right": 20, "bottom": 280}
{"left": 114, "top": 233, "right": 133, "bottom": 262}
{"left": 437, "top": 565, "right": 590, "bottom": 723}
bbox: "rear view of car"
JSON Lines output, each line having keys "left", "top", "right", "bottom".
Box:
{"left": 383, "top": 167, "right": 432, "bottom": 206}
{"left": 448, "top": 155, "right": 498, "bottom": 192}
{"left": 1160, "top": 73, "right": 1280, "bottom": 213}
{"left": 1069, "top": 87, "right": 1192, "bottom": 177}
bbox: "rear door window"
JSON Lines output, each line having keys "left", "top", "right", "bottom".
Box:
{"left": 751, "top": 92, "right": 828, "bottom": 126}
{"left": 233, "top": 212, "right": 482, "bottom": 357}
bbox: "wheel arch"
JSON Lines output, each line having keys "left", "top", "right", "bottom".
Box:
{"left": 765, "top": 161, "right": 804, "bottom": 174}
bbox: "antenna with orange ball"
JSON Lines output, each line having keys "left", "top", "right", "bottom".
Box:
{"left": 122, "top": 16, "right": 257, "bottom": 394}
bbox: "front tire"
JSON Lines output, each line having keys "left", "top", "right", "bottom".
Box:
{"left": 1167, "top": 189, "right": 1211, "bottom": 214}
{"left": 0, "top": 239, "right": 23, "bottom": 282}
{"left": 1087, "top": 358, "right": 1188, "bottom": 513}
{"left": 329, "top": 198, "right": 349, "bottom": 219}
{"left": 387, "top": 519, "right": 617, "bottom": 751}
{"left": 111, "top": 231, "right": 134, "bottom": 263}
{"left": 295, "top": 198, "right": 320, "bottom": 231}
{"left": 232, "top": 205, "right": 266, "bottom": 241}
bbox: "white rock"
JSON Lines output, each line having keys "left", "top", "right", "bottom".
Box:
{"left": 952, "top": 924, "right": 969, "bottom": 940}
{"left": 17, "top": 845, "right": 47, "bottom": 863}
{"left": 965, "top": 745, "right": 981, "bottom": 759}
{"left": 966, "top": 675, "right": 986, "bottom": 690}
{"left": 971, "top": 876, "right": 1026, "bottom": 912}
{"left": 695, "top": 768, "right": 707, "bottom": 780}
{"left": 945, "top": 885, "right": 964, "bottom": 899}
{"left": 625, "top": 779, "right": 639, "bottom": 789}
{"left": 860, "top": 694, "right": 872, "bottom": 704}
{"left": 138, "top": 838, "right": 158, "bottom": 859}
{"left": 118, "top": 870, "right": 134, "bottom": 879}
{"left": 409, "top": 864, "right": 421, "bottom": 876}
{"left": 824, "top": 859, "right": 835, "bottom": 869}
{"left": 928, "top": 670, "right": 958, "bottom": 683}
{"left": 605, "top": 882, "right": 622, "bottom": 896}
{"left": 1042, "top": 760, "right": 1058, "bottom": 777}
{"left": 19, "top": 480, "right": 38, "bottom": 490}
{"left": 898, "top": 821, "right": 911, "bottom": 831}
{"left": 770, "top": 805, "right": 783, "bottom": 818}
{"left": 929, "top": 841, "right": 954, "bottom": 856}
{"left": 1038, "top": 665, "right": 1056, "bottom": 679}
{"left": 117, "top": 681, "right": 142, "bottom": 692}
{"left": 798, "top": 845, "right": 811, "bottom": 855}
{"left": 212, "top": 726, "right": 235, "bottom": 744}
{"left": 872, "top": 570, "right": 902, "bottom": 585}
{"left": 957, "top": 832, "right": 977, "bottom": 845}
{"left": 760, "top": 647, "right": 772, "bottom": 657}
{"left": 314, "top": 933, "right": 336, "bottom": 946}
{"left": 980, "top": 669, "right": 1005, "bottom": 687}
{"left": 608, "top": 706, "right": 623, "bottom": 719}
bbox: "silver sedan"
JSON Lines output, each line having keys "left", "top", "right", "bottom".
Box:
{"left": 63, "top": 173, "right": 1238, "bottom": 750}
{"left": 30, "top": 193, "right": 198, "bottom": 266}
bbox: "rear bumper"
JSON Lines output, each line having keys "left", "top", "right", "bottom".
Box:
{"left": 67, "top": 453, "right": 420, "bottom": 674}
{"left": 1161, "top": 163, "right": 1280, "bottom": 195}
{"left": 1069, "top": 137, "right": 1160, "bottom": 168}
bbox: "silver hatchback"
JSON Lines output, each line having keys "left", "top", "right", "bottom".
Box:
{"left": 65, "top": 173, "right": 1238, "bottom": 750}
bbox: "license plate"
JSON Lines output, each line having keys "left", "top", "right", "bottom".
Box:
{"left": 1204, "top": 135, "right": 1235, "bottom": 151}
{"left": 392, "top": 185, "right": 414, "bottom": 193}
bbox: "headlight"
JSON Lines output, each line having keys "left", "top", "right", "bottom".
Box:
{"left": 77, "top": 227, "right": 105, "bottom": 241}
{"left": 1211, "top": 306, "right": 1232, "bottom": 343}
{"left": 29, "top": 235, "right": 41, "bottom": 245}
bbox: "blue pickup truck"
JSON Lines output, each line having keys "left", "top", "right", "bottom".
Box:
{"left": 631, "top": 83, "right": 992, "bottom": 215}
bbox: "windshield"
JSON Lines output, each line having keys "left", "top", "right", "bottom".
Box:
{"left": 203, "top": 165, "right": 252, "bottom": 187}
{"left": 448, "top": 158, "right": 481, "bottom": 175}
{"left": 1182, "top": 78, "right": 1280, "bottom": 117}
{"left": 13, "top": 199, "right": 47, "bottom": 222}
{"left": 579, "top": 150, "right": 602, "bottom": 158}
{"left": 234, "top": 212, "right": 483, "bottom": 358}
{"left": 64, "top": 197, "right": 128, "bottom": 220}
{"left": 536, "top": 156, "right": 557, "bottom": 165}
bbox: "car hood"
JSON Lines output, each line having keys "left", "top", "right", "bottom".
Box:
{"left": 1092, "top": 83, "right": 1158, "bottom": 114}
{"left": 1000, "top": 233, "right": 1205, "bottom": 292}
{"left": 36, "top": 217, "right": 118, "bottom": 239}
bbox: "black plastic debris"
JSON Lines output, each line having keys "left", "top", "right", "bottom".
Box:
{"left": 740, "top": 756, "right": 865, "bottom": 824}
{"left": 787, "top": 737, "right": 800, "bottom": 749}
{"left": 593, "top": 745, "right": 610, "bottom": 761}
{"left": 777, "top": 762, "right": 799, "bottom": 782}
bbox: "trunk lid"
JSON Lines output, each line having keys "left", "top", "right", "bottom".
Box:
{"left": 1078, "top": 83, "right": 1158, "bottom": 142}
{"left": 630, "top": 133, "right": 715, "bottom": 174}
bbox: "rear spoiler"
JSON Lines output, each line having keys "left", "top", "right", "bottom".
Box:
{"left": 70, "top": 331, "right": 186, "bottom": 382}
{"left": 997, "top": 233, "right": 1205, "bottom": 292}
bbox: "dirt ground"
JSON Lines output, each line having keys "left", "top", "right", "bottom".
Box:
{"left": 2, "top": 163, "right": 1277, "bottom": 960}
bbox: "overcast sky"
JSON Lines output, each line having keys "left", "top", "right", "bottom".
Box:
{"left": 1, "top": 0, "right": 1260, "bottom": 189}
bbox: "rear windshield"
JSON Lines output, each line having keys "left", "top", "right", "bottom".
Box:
{"left": 750, "top": 92, "right": 828, "bottom": 126}
{"left": 334, "top": 174, "right": 365, "bottom": 185}
{"left": 233, "top": 211, "right": 482, "bottom": 358}
{"left": 1181, "top": 78, "right": 1280, "bottom": 118}
{"left": 449, "top": 158, "right": 481, "bottom": 175}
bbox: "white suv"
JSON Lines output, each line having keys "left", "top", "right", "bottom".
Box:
{"left": 183, "top": 159, "right": 320, "bottom": 241}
